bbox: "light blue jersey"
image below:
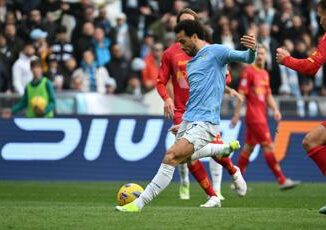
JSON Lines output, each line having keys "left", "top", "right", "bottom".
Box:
{"left": 183, "top": 44, "right": 256, "bottom": 125}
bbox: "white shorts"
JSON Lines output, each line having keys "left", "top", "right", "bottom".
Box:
{"left": 175, "top": 121, "right": 220, "bottom": 151}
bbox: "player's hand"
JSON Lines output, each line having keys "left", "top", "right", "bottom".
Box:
{"left": 2, "top": 108, "right": 12, "bottom": 119}
{"left": 230, "top": 115, "right": 240, "bottom": 128}
{"left": 168, "top": 124, "right": 180, "bottom": 135}
{"left": 274, "top": 110, "right": 282, "bottom": 122}
{"left": 240, "top": 34, "right": 257, "bottom": 50}
{"left": 229, "top": 89, "right": 244, "bottom": 102}
{"left": 164, "top": 98, "right": 175, "bottom": 119}
{"left": 276, "top": 48, "right": 290, "bottom": 64}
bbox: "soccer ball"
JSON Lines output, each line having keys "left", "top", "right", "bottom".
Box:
{"left": 31, "top": 96, "right": 46, "bottom": 112}
{"left": 116, "top": 183, "right": 144, "bottom": 206}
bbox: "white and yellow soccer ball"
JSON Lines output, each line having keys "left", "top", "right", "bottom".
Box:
{"left": 116, "top": 183, "right": 144, "bottom": 206}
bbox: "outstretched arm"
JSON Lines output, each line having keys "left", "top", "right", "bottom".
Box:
{"left": 276, "top": 48, "right": 322, "bottom": 76}
{"left": 226, "top": 35, "right": 257, "bottom": 64}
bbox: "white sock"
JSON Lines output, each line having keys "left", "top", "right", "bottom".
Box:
{"left": 209, "top": 158, "right": 223, "bottom": 193}
{"left": 178, "top": 163, "right": 189, "bottom": 186}
{"left": 191, "top": 143, "right": 230, "bottom": 161}
{"left": 134, "top": 163, "right": 175, "bottom": 209}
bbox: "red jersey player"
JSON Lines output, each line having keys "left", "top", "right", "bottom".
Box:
{"left": 231, "top": 45, "right": 300, "bottom": 190}
{"left": 157, "top": 8, "right": 246, "bottom": 208}
{"left": 276, "top": 0, "right": 326, "bottom": 214}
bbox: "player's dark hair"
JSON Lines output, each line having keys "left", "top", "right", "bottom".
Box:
{"left": 30, "top": 57, "right": 42, "bottom": 68}
{"left": 174, "top": 20, "right": 205, "bottom": 40}
{"left": 176, "top": 8, "right": 199, "bottom": 23}
{"left": 318, "top": 0, "right": 326, "bottom": 10}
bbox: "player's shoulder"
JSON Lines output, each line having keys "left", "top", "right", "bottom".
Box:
{"left": 318, "top": 33, "right": 326, "bottom": 47}
{"left": 206, "top": 43, "right": 229, "bottom": 51}
{"left": 164, "top": 43, "right": 181, "bottom": 54}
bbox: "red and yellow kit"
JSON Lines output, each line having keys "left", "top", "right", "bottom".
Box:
{"left": 282, "top": 33, "right": 326, "bottom": 127}
{"left": 156, "top": 43, "right": 190, "bottom": 125}
{"left": 238, "top": 65, "right": 273, "bottom": 145}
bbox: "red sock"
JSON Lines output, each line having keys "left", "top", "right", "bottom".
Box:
{"left": 188, "top": 160, "right": 216, "bottom": 197}
{"left": 238, "top": 151, "right": 250, "bottom": 174}
{"left": 214, "top": 157, "right": 237, "bottom": 175}
{"left": 308, "top": 145, "right": 326, "bottom": 175}
{"left": 264, "top": 152, "right": 286, "bottom": 184}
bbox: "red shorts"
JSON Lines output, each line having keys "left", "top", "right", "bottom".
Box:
{"left": 245, "top": 123, "right": 272, "bottom": 145}
{"left": 322, "top": 121, "right": 326, "bottom": 128}
{"left": 173, "top": 112, "right": 183, "bottom": 125}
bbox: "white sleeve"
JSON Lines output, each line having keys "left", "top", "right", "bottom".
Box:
{"left": 12, "top": 62, "right": 24, "bottom": 95}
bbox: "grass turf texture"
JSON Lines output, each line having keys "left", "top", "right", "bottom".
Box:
{"left": 0, "top": 181, "right": 325, "bottom": 230}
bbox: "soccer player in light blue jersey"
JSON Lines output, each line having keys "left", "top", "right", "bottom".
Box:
{"left": 116, "top": 19, "right": 257, "bottom": 212}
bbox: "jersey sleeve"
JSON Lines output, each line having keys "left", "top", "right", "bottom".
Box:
{"left": 238, "top": 67, "right": 251, "bottom": 95}
{"left": 282, "top": 36, "right": 326, "bottom": 76}
{"left": 226, "top": 49, "right": 256, "bottom": 64}
{"left": 214, "top": 44, "right": 256, "bottom": 65}
{"left": 156, "top": 51, "right": 172, "bottom": 101}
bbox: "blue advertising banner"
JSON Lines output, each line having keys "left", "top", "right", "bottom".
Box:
{"left": 0, "top": 116, "right": 324, "bottom": 181}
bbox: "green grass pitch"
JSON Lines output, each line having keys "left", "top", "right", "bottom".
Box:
{"left": 0, "top": 181, "right": 325, "bottom": 229}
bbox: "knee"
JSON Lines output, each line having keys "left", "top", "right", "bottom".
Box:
{"left": 262, "top": 144, "right": 274, "bottom": 153}
{"left": 163, "top": 149, "right": 179, "bottom": 166}
{"left": 302, "top": 134, "right": 312, "bottom": 152}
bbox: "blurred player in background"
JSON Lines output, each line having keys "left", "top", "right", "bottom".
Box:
{"left": 231, "top": 45, "right": 300, "bottom": 190}
{"left": 276, "top": 0, "right": 326, "bottom": 214}
{"left": 156, "top": 8, "right": 246, "bottom": 207}
{"left": 116, "top": 19, "right": 257, "bottom": 212}
{"left": 3, "top": 58, "right": 56, "bottom": 118}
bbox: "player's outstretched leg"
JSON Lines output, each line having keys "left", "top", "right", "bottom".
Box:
{"left": 191, "top": 140, "right": 240, "bottom": 161}
{"left": 115, "top": 138, "right": 194, "bottom": 212}
{"left": 262, "top": 144, "right": 300, "bottom": 190}
{"left": 178, "top": 163, "right": 190, "bottom": 200}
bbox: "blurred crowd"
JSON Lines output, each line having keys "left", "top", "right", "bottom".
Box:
{"left": 0, "top": 0, "right": 325, "bottom": 103}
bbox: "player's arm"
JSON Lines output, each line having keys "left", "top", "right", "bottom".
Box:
{"left": 225, "top": 86, "right": 244, "bottom": 102}
{"left": 225, "top": 35, "right": 257, "bottom": 64}
{"left": 276, "top": 48, "right": 323, "bottom": 76}
{"left": 230, "top": 68, "right": 251, "bottom": 127}
{"left": 156, "top": 52, "right": 175, "bottom": 119}
{"left": 266, "top": 94, "right": 282, "bottom": 122}
{"left": 230, "top": 92, "right": 244, "bottom": 128}
{"left": 43, "top": 80, "right": 56, "bottom": 116}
